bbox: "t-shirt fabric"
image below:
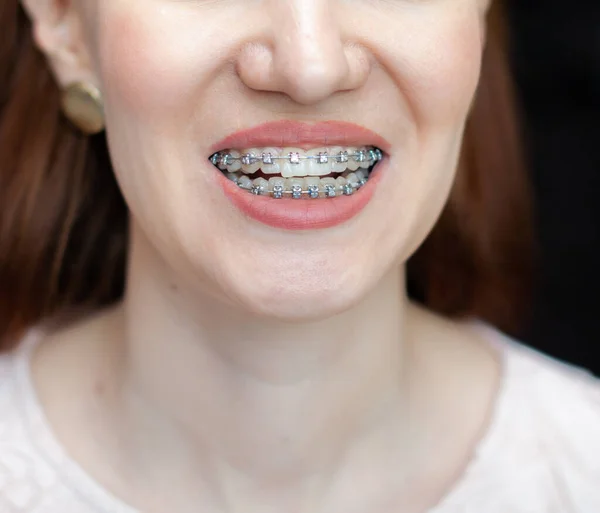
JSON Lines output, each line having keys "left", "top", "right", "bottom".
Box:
{"left": 1, "top": 326, "right": 599, "bottom": 512}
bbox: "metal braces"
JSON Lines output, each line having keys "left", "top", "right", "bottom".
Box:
{"left": 210, "top": 148, "right": 383, "bottom": 168}
{"left": 236, "top": 177, "right": 369, "bottom": 199}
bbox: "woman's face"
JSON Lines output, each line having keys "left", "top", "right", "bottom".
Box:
{"left": 70, "top": 0, "right": 489, "bottom": 319}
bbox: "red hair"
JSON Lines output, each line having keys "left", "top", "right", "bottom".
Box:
{"left": 0, "top": 2, "right": 532, "bottom": 349}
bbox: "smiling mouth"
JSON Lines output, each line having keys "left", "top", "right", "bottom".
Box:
{"left": 209, "top": 146, "right": 383, "bottom": 199}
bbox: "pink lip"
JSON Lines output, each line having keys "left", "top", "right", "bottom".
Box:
{"left": 210, "top": 120, "right": 391, "bottom": 154}
{"left": 209, "top": 121, "right": 390, "bottom": 231}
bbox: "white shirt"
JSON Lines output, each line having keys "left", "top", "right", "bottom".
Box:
{"left": 1, "top": 326, "right": 599, "bottom": 513}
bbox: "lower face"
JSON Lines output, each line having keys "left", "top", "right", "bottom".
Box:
{"left": 84, "top": 0, "right": 487, "bottom": 320}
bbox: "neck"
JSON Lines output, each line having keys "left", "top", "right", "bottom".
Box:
{"left": 110, "top": 227, "right": 424, "bottom": 510}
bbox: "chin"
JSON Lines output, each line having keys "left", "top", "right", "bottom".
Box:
{"left": 226, "top": 269, "right": 369, "bottom": 322}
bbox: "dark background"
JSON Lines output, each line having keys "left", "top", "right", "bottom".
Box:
{"left": 507, "top": 1, "right": 600, "bottom": 373}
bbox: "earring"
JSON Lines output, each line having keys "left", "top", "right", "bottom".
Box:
{"left": 61, "top": 82, "right": 105, "bottom": 135}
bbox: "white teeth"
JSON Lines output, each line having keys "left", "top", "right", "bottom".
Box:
{"left": 288, "top": 177, "right": 304, "bottom": 199}
{"left": 305, "top": 176, "right": 320, "bottom": 188}
{"left": 226, "top": 172, "right": 239, "bottom": 183}
{"left": 260, "top": 148, "right": 282, "bottom": 175}
{"left": 228, "top": 168, "right": 372, "bottom": 198}
{"left": 213, "top": 145, "right": 382, "bottom": 180}
{"left": 329, "top": 147, "right": 347, "bottom": 173}
{"left": 345, "top": 147, "right": 360, "bottom": 171}
{"left": 357, "top": 150, "right": 371, "bottom": 169}
{"left": 252, "top": 177, "right": 269, "bottom": 194}
{"left": 226, "top": 150, "right": 242, "bottom": 172}
{"left": 237, "top": 175, "right": 253, "bottom": 190}
{"left": 305, "top": 148, "right": 325, "bottom": 176}
{"left": 320, "top": 177, "right": 337, "bottom": 198}
{"left": 280, "top": 147, "right": 304, "bottom": 178}
{"left": 268, "top": 176, "right": 285, "bottom": 190}
{"left": 268, "top": 177, "right": 286, "bottom": 199}
{"left": 240, "top": 149, "right": 261, "bottom": 174}
{"left": 346, "top": 172, "right": 359, "bottom": 187}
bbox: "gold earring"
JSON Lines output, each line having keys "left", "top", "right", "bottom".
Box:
{"left": 61, "top": 82, "right": 105, "bottom": 135}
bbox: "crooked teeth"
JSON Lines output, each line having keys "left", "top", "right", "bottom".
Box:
{"left": 210, "top": 146, "right": 383, "bottom": 178}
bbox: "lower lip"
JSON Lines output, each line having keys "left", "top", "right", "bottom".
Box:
{"left": 214, "top": 163, "right": 385, "bottom": 231}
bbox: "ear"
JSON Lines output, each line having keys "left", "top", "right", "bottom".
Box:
{"left": 20, "top": 0, "right": 98, "bottom": 89}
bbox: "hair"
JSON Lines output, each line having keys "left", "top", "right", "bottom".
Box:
{"left": 0, "top": 1, "right": 532, "bottom": 350}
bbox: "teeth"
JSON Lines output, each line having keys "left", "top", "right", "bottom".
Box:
{"left": 224, "top": 168, "right": 373, "bottom": 199}
{"left": 306, "top": 148, "right": 326, "bottom": 176}
{"left": 305, "top": 176, "right": 321, "bottom": 199}
{"left": 237, "top": 175, "right": 253, "bottom": 190}
{"left": 260, "top": 148, "right": 281, "bottom": 175}
{"left": 345, "top": 147, "right": 360, "bottom": 171}
{"left": 268, "top": 177, "right": 286, "bottom": 199}
{"left": 211, "top": 145, "right": 380, "bottom": 198}
{"left": 330, "top": 147, "right": 348, "bottom": 173}
{"left": 345, "top": 172, "right": 358, "bottom": 186}
{"left": 335, "top": 176, "right": 347, "bottom": 187}
{"left": 217, "top": 154, "right": 230, "bottom": 170}
{"left": 320, "top": 177, "right": 338, "bottom": 198}
{"left": 360, "top": 150, "right": 377, "bottom": 169}
{"left": 226, "top": 172, "right": 239, "bottom": 183}
{"left": 226, "top": 150, "right": 242, "bottom": 172}
{"left": 252, "top": 177, "right": 269, "bottom": 195}
{"left": 212, "top": 146, "right": 382, "bottom": 179}
{"left": 240, "top": 149, "right": 262, "bottom": 174}
{"left": 281, "top": 147, "right": 304, "bottom": 177}
{"left": 289, "top": 177, "right": 304, "bottom": 199}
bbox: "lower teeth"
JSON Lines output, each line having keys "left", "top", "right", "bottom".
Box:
{"left": 224, "top": 169, "right": 372, "bottom": 199}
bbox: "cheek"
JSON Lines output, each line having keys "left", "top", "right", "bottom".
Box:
{"left": 371, "top": 3, "right": 484, "bottom": 132}
{"left": 367, "top": 6, "right": 485, "bottom": 258}
{"left": 94, "top": 4, "right": 225, "bottom": 124}
{"left": 408, "top": 12, "right": 484, "bottom": 127}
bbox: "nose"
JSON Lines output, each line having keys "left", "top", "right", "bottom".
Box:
{"left": 237, "top": 0, "right": 369, "bottom": 105}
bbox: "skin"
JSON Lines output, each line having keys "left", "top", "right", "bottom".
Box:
{"left": 21, "top": 0, "right": 499, "bottom": 512}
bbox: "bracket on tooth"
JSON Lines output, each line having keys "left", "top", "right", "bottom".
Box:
{"left": 241, "top": 154, "right": 259, "bottom": 165}
{"left": 307, "top": 185, "right": 320, "bottom": 198}
{"left": 324, "top": 185, "right": 336, "bottom": 198}
{"left": 317, "top": 152, "right": 329, "bottom": 164}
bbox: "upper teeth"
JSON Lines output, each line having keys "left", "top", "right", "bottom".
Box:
{"left": 210, "top": 146, "right": 382, "bottom": 178}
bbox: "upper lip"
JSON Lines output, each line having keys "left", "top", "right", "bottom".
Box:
{"left": 210, "top": 120, "right": 391, "bottom": 155}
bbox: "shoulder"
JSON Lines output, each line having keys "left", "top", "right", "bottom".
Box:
{"left": 0, "top": 346, "right": 31, "bottom": 446}
{"left": 0, "top": 338, "right": 78, "bottom": 511}
{"left": 0, "top": 345, "right": 44, "bottom": 510}
{"left": 508, "top": 335, "right": 600, "bottom": 467}
{"left": 0, "top": 344, "right": 49, "bottom": 509}
{"left": 451, "top": 325, "right": 600, "bottom": 512}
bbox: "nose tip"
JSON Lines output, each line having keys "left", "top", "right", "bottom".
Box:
{"left": 236, "top": 4, "right": 369, "bottom": 105}
{"left": 273, "top": 43, "right": 353, "bottom": 105}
